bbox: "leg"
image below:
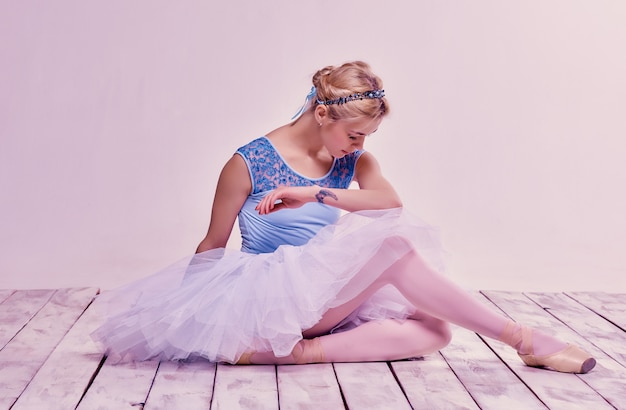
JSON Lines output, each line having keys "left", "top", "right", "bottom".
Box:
{"left": 244, "top": 236, "right": 594, "bottom": 372}
{"left": 302, "top": 237, "right": 562, "bottom": 354}
{"left": 373, "top": 238, "right": 594, "bottom": 373}
{"left": 321, "top": 314, "right": 451, "bottom": 362}
{"left": 381, "top": 244, "right": 567, "bottom": 355}
{"left": 246, "top": 314, "right": 451, "bottom": 364}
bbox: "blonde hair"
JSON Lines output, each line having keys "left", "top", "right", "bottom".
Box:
{"left": 311, "top": 61, "right": 389, "bottom": 121}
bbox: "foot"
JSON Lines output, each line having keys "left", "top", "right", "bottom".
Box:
{"left": 293, "top": 337, "right": 325, "bottom": 364}
{"left": 235, "top": 338, "right": 325, "bottom": 365}
{"left": 498, "top": 321, "right": 596, "bottom": 373}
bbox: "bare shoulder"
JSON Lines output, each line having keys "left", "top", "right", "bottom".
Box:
{"left": 355, "top": 151, "right": 383, "bottom": 174}
{"left": 264, "top": 125, "right": 295, "bottom": 153}
{"left": 264, "top": 124, "right": 291, "bottom": 143}
{"left": 218, "top": 153, "right": 252, "bottom": 195}
{"left": 354, "top": 150, "right": 397, "bottom": 194}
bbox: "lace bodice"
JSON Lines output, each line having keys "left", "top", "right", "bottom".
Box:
{"left": 237, "top": 136, "right": 362, "bottom": 194}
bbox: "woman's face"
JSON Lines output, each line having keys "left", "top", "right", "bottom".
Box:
{"left": 321, "top": 116, "right": 382, "bottom": 158}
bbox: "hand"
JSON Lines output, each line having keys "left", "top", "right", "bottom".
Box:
{"left": 256, "top": 185, "right": 319, "bottom": 215}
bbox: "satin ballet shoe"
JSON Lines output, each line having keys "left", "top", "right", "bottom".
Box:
{"left": 235, "top": 351, "right": 254, "bottom": 365}
{"left": 518, "top": 344, "right": 596, "bottom": 374}
{"left": 235, "top": 338, "right": 325, "bottom": 365}
{"left": 499, "top": 321, "right": 596, "bottom": 374}
{"left": 293, "top": 338, "right": 325, "bottom": 364}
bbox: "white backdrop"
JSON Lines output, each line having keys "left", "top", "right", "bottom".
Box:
{"left": 1, "top": 1, "right": 625, "bottom": 291}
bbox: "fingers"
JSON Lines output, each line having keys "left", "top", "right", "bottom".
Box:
{"left": 256, "top": 199, "right": 283, "bottom": 215}
{"left": 255, "top": 186, "right": 305, "bottom": 215}
{"left": 255, "top": 196, "right": 268, "bottom": 214}
{"left": 266, "top": 202, "right": 286, "bottom": 214}
{"left": 255, "top": 190, "right": 281, "bottom": 215}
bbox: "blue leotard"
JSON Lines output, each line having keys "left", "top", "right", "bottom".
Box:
{"left": 236, "top": 136, "right": 363, "bottom": 254}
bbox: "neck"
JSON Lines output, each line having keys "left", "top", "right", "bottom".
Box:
{"left": 288, "top": 112, "right": 325, "bottom": 154}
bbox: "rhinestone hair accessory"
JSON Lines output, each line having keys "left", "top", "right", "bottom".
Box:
{"left": 316, "top": 89, "right": 385, "bottom": 106}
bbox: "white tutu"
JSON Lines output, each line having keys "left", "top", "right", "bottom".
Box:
{"left": 90, "top": 208, "right": 445, "bottom": 363}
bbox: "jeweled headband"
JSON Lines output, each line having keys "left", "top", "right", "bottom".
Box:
{"left": 291, "top": 86, "right": 386, "bottom": 120}
{"left": 316, "top": 89, "right": 385, "bottom": 106}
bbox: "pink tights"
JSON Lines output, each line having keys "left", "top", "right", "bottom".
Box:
{"left": 248, "top": 236, "right": 567, "bottom": 364}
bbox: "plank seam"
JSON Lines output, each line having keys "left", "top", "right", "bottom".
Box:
{"left": 65, "top": 293, "right": 106, "bottom": 409}
{"left": 386, "top": 361, "right": 414, "bottom": 409}
{"left": 331, "top": 363, "right": 349, "bottom": 410}
{"left": 208, "top": 362, "right": 218, "bottom": 409}
{"left": 141, "top": 360, "right": 162, "bottom": 408}
{"left": 437, "top": 350, "right": 483, "bottom": 410}
{"left": 274, "top": 365, "right": 280, "bottom": 410}
{"left": 75, "top": 354, "right": 108, "bottom": 410}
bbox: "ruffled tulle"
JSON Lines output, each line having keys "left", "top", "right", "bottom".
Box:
{"left": 90, "top": 208, "right": 445, "bottom": 363}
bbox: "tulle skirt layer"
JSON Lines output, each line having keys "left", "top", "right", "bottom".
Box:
{"left": 90, "top": 208, "right": 445, "bottom": 363}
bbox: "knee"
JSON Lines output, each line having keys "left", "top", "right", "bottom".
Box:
{"left": 400, "top": 319, "right": 452, "bottom": 358}
{"left": 379, "top": 236, "right": 431, "bottom": 277}
{"left": 412, "top": 319, "right": 452, "bottom": 356}
{"left": 432, "top": 321, "right": 453, "bottom": 350}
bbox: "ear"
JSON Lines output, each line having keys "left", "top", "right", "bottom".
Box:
{"left": 314, "top": 105, "right": 329, "bottom": 125}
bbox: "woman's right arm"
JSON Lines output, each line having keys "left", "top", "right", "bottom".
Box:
{"left": 195, "top": 154, "right": 252, "bottom": 253}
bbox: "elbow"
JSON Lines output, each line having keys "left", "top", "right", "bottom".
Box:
{"left": 381, "top": 193, "right": 403, "bottom": 209}
{"left": 388, "top": 191, "right": 403, "bottom": 208}
{"left": 389, "top": 198, "right": 403, "bottom": 209}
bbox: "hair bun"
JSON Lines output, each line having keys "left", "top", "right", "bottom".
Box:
{"left": 310, "top": 61, "right": 388, "bottom": 121}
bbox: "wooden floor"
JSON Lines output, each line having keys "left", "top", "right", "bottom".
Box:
{"left": 0, "top": 288, "right": 625, "bottom": 409}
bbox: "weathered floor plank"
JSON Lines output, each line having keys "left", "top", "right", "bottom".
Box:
{"left": 211, "top": 364, "right": 278, "bottom": 410}
{"left": 277, "top": 363, "right": 344, "bottom": 409}
{"left": 442, "top": 326, "right": 547, "bottom": 409}
{"left": 77, "top": 358, "right": 160, "bottom": 409}
{"left": 334, "top": 361, "right": 412, "bottom": 410}
{"left": 567, "top": 292, "right": 626, "bottom": 330}
{"left": 144, "top": 360, "right": 217, "bottom": 409}
{"left": 0, "top": 288, "right": 98, "bottom": 409}
{"left": 392, "top": 354, "right": 479, "bottom": 409}
{"left": 0, "top": 289, "right": 55, "bottom": 349}
{"left": 0, "top": 289, "right": 15, "bottom": 304}
{"left": 11, "top": 289, "right": 103, "bottom": 410}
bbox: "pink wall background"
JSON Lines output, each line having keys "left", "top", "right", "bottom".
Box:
{"left": 1, "top": 1, "right": 625, "bottom": 291}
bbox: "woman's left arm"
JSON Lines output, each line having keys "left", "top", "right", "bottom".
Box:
{"left": 256, "top": 152, "right": 402, "bottom": 214}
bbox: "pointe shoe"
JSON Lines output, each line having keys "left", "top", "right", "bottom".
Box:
{"left": 499, "top": 321, "right": 596, "bottom": 374}
{"left": 519, "top": 344, "right": 596, "bottom": 374}
{"left": 235, "top": 338, "right": 325, "bottom": 365}
{"left": 293, "top": 338, "right": 325, "bottom": 364}
{"left": 235, "top": 351, "right": 255, "bottom": 365}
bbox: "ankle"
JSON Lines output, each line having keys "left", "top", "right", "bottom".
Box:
{"left": 498, "top": 320, "right": 568, "bottom": 356}
{"left": 498, "top": 321, "right": 532, "bottom": 355}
